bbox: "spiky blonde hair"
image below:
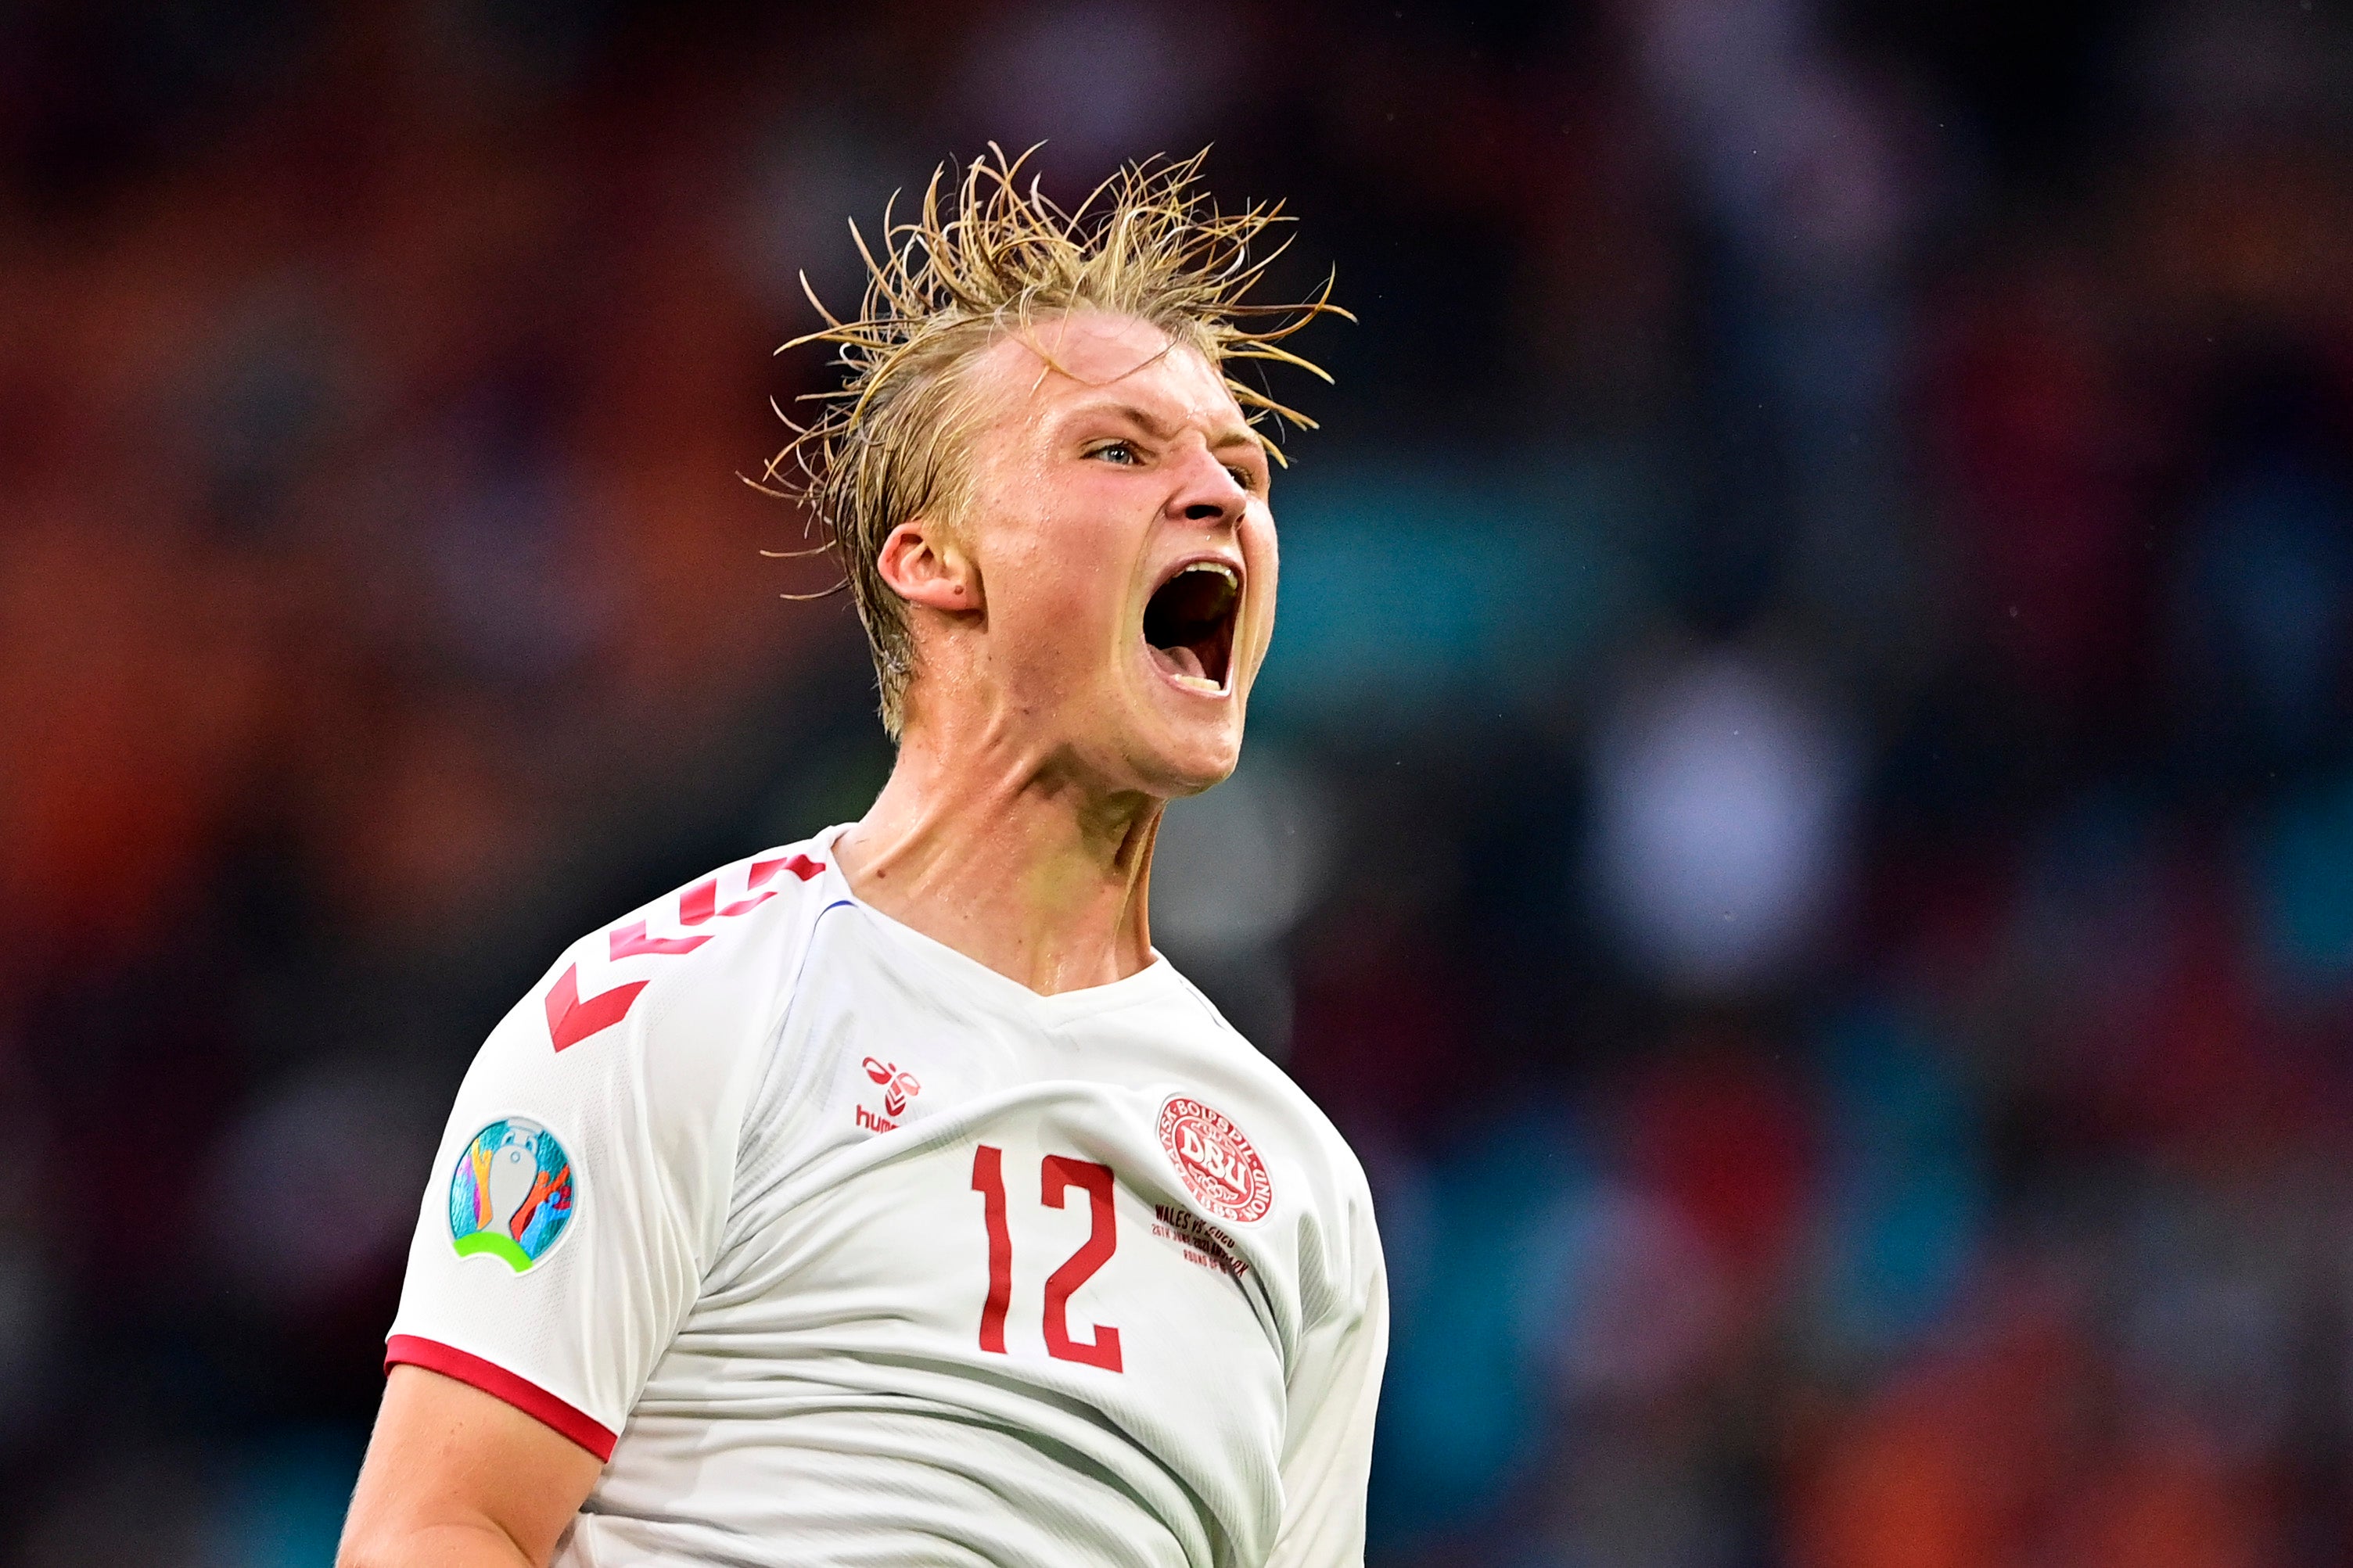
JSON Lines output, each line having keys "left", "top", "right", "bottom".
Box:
{"left": 758, "top": 145, "right": 1345, "bottom": 739}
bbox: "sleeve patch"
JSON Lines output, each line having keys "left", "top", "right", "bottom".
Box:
{"left": 448, "top": 1118, "right": 577, "bottom": 1272}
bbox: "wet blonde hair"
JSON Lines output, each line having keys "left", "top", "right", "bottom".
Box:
{"left": 758, "top": 145, "right": 1344, "bottom": 738}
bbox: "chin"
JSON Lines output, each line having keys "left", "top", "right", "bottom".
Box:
{"left": 1127, "top": 716, "right": 1245, "bottom": 799}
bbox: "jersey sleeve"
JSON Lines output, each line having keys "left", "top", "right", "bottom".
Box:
{"left": 1266, "top": 1181, "right": 1390, "bottom": 1568}
{"left": 385, "top": 874, "right": 794, "bottom": 1459}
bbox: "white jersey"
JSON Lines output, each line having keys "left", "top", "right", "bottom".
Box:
{"left": 386, "top": 827, "right": 1386, "bottom": 1568}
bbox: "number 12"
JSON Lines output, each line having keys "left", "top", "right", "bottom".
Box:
{"left": 970, "top": 1144, "right": 1123, "bottom": 1372}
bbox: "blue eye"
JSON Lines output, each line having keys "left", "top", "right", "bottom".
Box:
{"left": 1090, "top": 442, "right": 1137, "bottom": 465}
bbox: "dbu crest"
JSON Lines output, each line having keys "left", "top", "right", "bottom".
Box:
{"left": 1157, "top": 1096, "right": 1273, "bottom": 1225}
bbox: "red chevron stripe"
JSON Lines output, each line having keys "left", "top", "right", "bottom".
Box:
{"left": 679, "top": 873, "right": 778, "bottom": 925}
{"left": 679, "top": 853, "right": 824, "bottom": 925}
{"left": 548, "top": 856, "right": 828, "bottom": 1051}
{"left": 608, "top": 920, "right": 711, "bottom": 960}
{"left": 544, "top": 963, "right": 648, "bottom": 1052}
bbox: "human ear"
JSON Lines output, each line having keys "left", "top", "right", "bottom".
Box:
{"left": 875, "top": 518, "right": 983, "bottom": 613}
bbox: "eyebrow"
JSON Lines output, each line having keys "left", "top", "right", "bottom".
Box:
{"left": 1069, "top": 399, "right": 1266, "bottom": 458}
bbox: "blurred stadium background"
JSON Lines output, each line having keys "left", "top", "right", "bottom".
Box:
{"left": 9, "top": 0, "right": 2353, "bottom": 1563}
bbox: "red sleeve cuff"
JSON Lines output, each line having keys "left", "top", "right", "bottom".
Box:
{"left": 385, "top": 1334, "right": 617, "bottom": 1462}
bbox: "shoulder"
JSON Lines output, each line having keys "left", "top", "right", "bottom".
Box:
{"left": 481, "top": 836, "right": 845, "bottom": 1115}
{"left": 1162, "top": 967, "right": 1379, "bottom": 1244}
{"left": 1168, "top": 968, "right": 1356, "bottom": 1149}
{"left": 593, "top": 840, "right": 841, "bottom": 1040}
{"left": 423, "top": 836, "right": 846, "bottom": 1272}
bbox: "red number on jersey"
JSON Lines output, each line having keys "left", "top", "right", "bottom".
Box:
{"left": 970, "top": 1145, "right": 1013, "bottom": 1355}
{"left": 968, "top": 1146, "right": 1123, "bottom": 1372}
{"left": 1040, "top": 1157, "right": 1123, "bottom": 1371}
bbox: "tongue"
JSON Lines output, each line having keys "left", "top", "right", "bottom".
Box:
{"left": 1152, "top": 642, "right": 1208, "bottom": 681}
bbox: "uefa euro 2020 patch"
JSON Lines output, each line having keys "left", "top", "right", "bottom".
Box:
{"left": 448, "top": 1118, "right": 576, "bottom": 1272}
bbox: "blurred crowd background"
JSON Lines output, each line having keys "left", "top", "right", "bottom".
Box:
{"left": 8, "top": 0, "right": 2353, "bottom": 1563}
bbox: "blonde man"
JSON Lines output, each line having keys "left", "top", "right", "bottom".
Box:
{"left": 339, "top": 151, "right": 1386, "bottom": 1568}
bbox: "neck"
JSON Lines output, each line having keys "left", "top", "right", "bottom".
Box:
{"left": 832, "top": 720, "right": 1162, "bottom": 996}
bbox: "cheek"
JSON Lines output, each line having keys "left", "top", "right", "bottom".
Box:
{"left": 1245, "top": 513, "right": 1277, "bottom": 588}
{"left": 1243, "top": 516, "right": 1278, "bottom": 619}
{"left": 993, "top": 507, "right": 1131, "bottom": 651}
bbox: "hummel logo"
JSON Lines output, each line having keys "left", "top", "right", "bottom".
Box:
{"left": 857, "top": 1057, "right": 922, "bottom": 1131}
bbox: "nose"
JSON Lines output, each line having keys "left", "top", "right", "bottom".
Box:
{"left": 1166, "top": 440, "right": 1247, "bottom": 527}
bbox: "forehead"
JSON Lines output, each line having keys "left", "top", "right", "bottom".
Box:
{"left": 963, "top": 311, "right": 1245, "bottom": 433}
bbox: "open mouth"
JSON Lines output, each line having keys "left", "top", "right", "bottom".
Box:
{"left": 1142, "top": 560, "right": 1241, "bottom": 694}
